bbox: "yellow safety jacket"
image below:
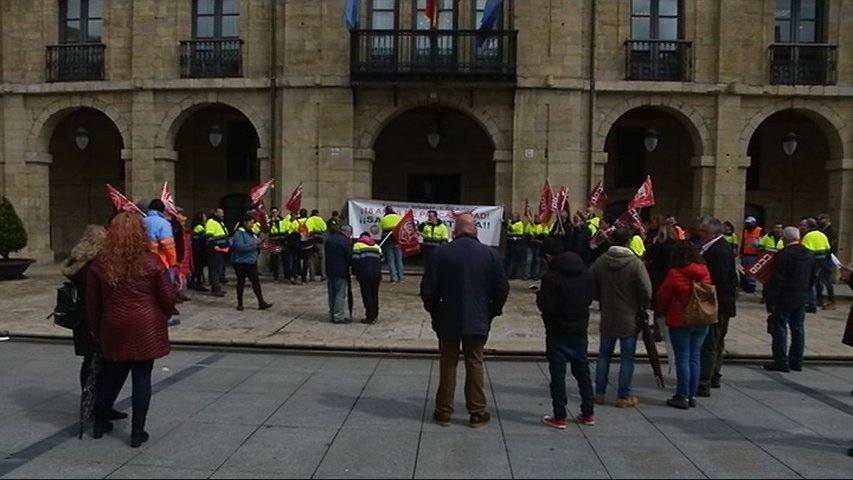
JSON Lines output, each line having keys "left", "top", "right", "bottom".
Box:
{"left": 525, "top": 222, "right": 547, "bottom": 245}
{"left": 629, "top": 234, "right": 646, "bottom": 257}
{"left": 722, "top": 233, "right": 738, "bottom": 252}
{"left": 801, "top": 230, "right": 831, "bottom": 260}
{"left": 506, "top": 220, "right": 524, "bottom": 242}
{"left": 585, "top": 216, "right": 600, "bottom": 236}
{"left": 204, "top": 218, "right": 229, "bottom": 248}
{"left": 420, "top": 222, "right": 449, "bottom": 248}
{"left": 758, "top": 234, "right": 784, "bottom": 253}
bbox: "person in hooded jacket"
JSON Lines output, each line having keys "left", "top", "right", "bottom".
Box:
{"left": 230, "top": 214, "right": 273, "bottom": 311}
{"left": 590, "top": 226, "right": 653, "bottom": 408}
{"left": 763, "top": 226, "right": 815, "bottom": 372}
{"left": 352, "top": 231, "right": 383, "bottom": 324}
{"left": 655, "top": 241, "right": 712, "bottom": 409}
{"left": 537, "top": 250, "right": 596, "bottom": 428}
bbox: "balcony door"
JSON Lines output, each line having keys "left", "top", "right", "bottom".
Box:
{"left": 771, "top": 0, "right": 830, "bottom": 84}
{"left": 473, "top": 0, "right": 503, "bottom": 68}
{"left": 368, "top": 0, "right": 397, "bottom": 68}
{"left": 628, "top": 0, "right": 686, "bottom": 81}
{"left": 50, "top": 0, "right": 104, "bottom": 81}
{"left": 188, "top": 0, "right": 241, "bottom": 77}
{"left": 413, "top": 0, "right": 455, "bottom": 69}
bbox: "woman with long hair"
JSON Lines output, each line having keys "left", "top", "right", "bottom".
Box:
{"left": 62, "top": 225, "right": 127, "bottom": 421}
{"left": 655, "top": 240, "right": 712, "bottom": 409}
{"left": 86, "top": 212, "right": 176, "bottom": 447}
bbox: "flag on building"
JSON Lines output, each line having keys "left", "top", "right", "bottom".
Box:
{"left": 587, "top": 179, "right": 608, "bottom": 210}
{"left": 392, "top": 209, "right": 421, "bottom": 257}
{"left": 628, "top": 175, "right": 655, "bottom": 209}
{"left": 476, "top": 0, "right": 504, "bottom": 47}
{"left": 537, "top": 179, "right": 553, "bottom": 223}
{"left": 344, "top": 0, "right": 358, "bottom": 31}
{"left": 285, "top": 181, "right": 303, "bottom": 213}
{"left": 159, "top": 182, "right": 180, "bottom": 218}
{"left": 104, "top": 184, "right": 144, "bottom": 216}
{"left": 425, "top": 0, "right": 439, "bottom": 29}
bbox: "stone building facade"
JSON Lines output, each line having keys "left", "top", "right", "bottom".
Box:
{"left": 0, "top": 0, "right": 851, "bottom": 263}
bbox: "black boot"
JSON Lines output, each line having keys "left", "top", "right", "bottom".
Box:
{"left": 92, "top": 419, "right": 113, "bottom": 439}
{"left": 130, "top": 417, "right": 149, "bottom": 448}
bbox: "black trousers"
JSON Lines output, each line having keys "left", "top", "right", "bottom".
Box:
{"left": 299, "top": 248, "right": 313, "bottom": 282}
{"left": 233, "top": 262, "right": 265, "bottom": 307}
{"left": 700, "top": 314, "right": 731, "bottom": 388}
{"left": 269, "top": 252, "right": 283, "bottom": 280}
{"left": 358, "top": 277, "right": 381, "bottom": 321}
{"left": 208, "top": 251, "right": 226, "bottom": 292}
{"left": 95, "top": 359, "right": 154, "bottom": 429}
{"left": 191, "top": 242, "right": 207, "bottom": 287}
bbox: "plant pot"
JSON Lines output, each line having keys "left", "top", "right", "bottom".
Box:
{"left": 0, "top": 258, "right": 36, "bottom": 280}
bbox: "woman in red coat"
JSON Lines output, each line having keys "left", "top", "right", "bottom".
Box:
{"left": 655, "top": 241, "right": 712, "bottom": 410}
{"left": 86, "top": 212, "right": 176, "bottom": 447}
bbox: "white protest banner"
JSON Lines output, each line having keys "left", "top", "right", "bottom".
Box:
{"left": 346, "top": 199, "right": 504, "bottom": 247}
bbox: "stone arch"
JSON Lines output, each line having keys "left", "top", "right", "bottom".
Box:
{"left": 155, "top": 94, "right": 268, "bottom": 152}
{"left": 29, "top": 97, "right": 129, "bottom": 154}
{"left": 740, "top": 101, "right": 847, "bottom": 160}
{"left": 596, "top": 97, "right": 711, "bottom": 157}
{"left": 357, "top": 95, "right": 503, "bottom": 153}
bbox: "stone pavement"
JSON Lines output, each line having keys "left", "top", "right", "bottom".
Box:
{"left": 0, "top": 264, "right": 851, "bottom": 358}
{"left": 1, "top": 341, "right": 852, "bottom": 478}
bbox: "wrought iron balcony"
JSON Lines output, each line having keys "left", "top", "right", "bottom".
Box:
{"left": 350, "top": 30, "right": 517, "bottom": 85}
{"left": 180, "top": 39, "right": 243, "bottom": 78}
{"left": 625, "top": 40, "right": 692, "bottom": 82}
{"left": 769, "top": 44, "right": 837, "bottom": 86}
{"left": 45, "top": 43, "right": 105, "bottom": 82}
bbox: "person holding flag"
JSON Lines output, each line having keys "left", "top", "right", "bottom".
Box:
{"left": 379, "top": 206, "right": 404, "bottom": 283}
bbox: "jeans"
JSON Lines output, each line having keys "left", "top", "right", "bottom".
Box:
{"left": 740, "top": 255, "right": 756, "bottom": 292}
{"left": 700, "top": 313, "right": 731, "bottom": 389}
{"left": 525, "top": 244, "right": 542, "bottom": 279}
{"left": 770, "top": 307, "right": 806, "bottom": 368}
{"left": 327, "top": 277, "right": 347, "bottom": 322}
{"left": 436, "top": 336, "right": 487, "bottom": 416}
{"left": 816, "top": 265, "right": 835, "bottom": 303}
{"left": 207, "top": 251, "right": 226, "bottom": 292}
{"left": 383, "top": 244, "right": 404, "bottom": 282}
{"left": 595, "top": 333, "right": 638, "bottom": 399}
{"left": 668, "top": 326, "right": 709, "bottom": 399}
{"left": 546, "top": 335, "right": 594, "bottom": 419}
{"left": 503, "top": 240, "right": 523, "bottom": 279}
{"left": 95, "top": 359, "right": 154, "bottom": 427}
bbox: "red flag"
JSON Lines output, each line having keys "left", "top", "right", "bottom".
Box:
{"left": 746, "top": 251, "right": 776, "bottom": 284}
{"left": 523, "top": 199, "right": 531, "bottom": 219}
{"left": 589, "top": 225, "right": 615, "bottom": 249}
{"left": 616, "top": 208, "right": 645, "bottom": 234}
{"left": 285, "top": 181, "right": 303, "bottom": 213}
{"left": 555, "top": 186, "right": 568, "bottom": 212}
{"left": 249, "top": 178, "right": 274, "bottom": 207}
{"left": 160, "top": 182, "right": 180, "bottom": 218}
{"left": 104, "top": 184, "right": 144, "bottom": 216}
{"left": 587, "top": 179, "right": 608, "bottom": 210}
{"left": 628, "top": 175, "right": 655, "bottom": 210}
{"left": 249, "top": 205, "right": 269, "bottom": 233}
{"left": 425, "top": 0, "right": 438, "bottom": 29}
{"left": 537, "top": 179, "right": 553, "bottom": 223}
{"left": 391, "top": 210, "right": 421, "bottom": 257}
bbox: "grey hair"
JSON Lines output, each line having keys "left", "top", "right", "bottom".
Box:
{"left": 339, "top": 225, "right": 353, "bottom": 236}
{"left": 782, "top": 226, "right": 800, "bottom": 243}
{"left": 699, "top": 216, "right": 723, "bottom": 236}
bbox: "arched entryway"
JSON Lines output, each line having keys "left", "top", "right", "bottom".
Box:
{"left": 372, "top": 107, "right": 495, "bottom": 205}
{"left": 174, "top": 104, "right": 261, "bottom": 230}
{"left": 49, "top": 107, "right": 124, "bottom": 258}
{"left": 603, "top": 106, "right": 700, "bottom": 221}
{"left": 746, "top": 109, "right": 838, "bottom": 226}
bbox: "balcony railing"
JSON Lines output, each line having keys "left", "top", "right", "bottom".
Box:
{"left": 350, "top": 30, "right": 517, "bottom": 85}
{"left": 45, "top": 43, "right": 105, "bottom": 82}
{"left": 769, "top": 44, "right": 837, "bottom": 86}
{"left": 180, "top": 39, "right": 243, "bottom": 78}
{"left": 625, "top": 40, "right": 692, "bottom": 82}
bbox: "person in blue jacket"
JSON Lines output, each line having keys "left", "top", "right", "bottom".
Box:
{"left": 231, "top": 213, "right": 273, "bottom": 311}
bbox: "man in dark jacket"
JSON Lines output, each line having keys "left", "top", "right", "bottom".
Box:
{"left": 324, "top": 225, "right": 352, "bottom": 323}
{"left": 696, "top": 216, "right": 739, "bottom": 396}
{"left": 537, "top": 251, "right": 595, "bottom": 428}
{"left": 763, "top": 226, "right": 815, "bottom": 372}
{"left": 420, "top": 213, "right": 509, "bottom": 428}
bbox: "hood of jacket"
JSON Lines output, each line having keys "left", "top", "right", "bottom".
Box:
{"left": 600, "top": 246, "right": 638, "bottom": 270}
{"left": 61, "top": 225, "right": 107, "bottom": 277}
{"left": 679, "top": 262, "right": 710, "bottom": 281}
{"left": 548, "top": 251, "right": 586, "bottom": 277}
{"left": 357, "top": 234, "right": 376, "bottom": 246}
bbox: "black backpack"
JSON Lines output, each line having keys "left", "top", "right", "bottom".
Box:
{"left": 47, "top": 282, "right": 81, "bottom": 330}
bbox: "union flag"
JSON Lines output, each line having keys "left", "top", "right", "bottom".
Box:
{"left": 628, "top": 175, "right": 655, "bottom": 210}
{"left": 249, "top": 178, "right": 274, "bottom": 207}
{"left": 537, "top": 179, "right": 553, "bottom": 223}
{"left": 587, "top": 179, "right": 608, "bottom": 210}
{"left": 104, "top": 184, "right": 144, "bottom": 216}
{"left": 159, "top": 182, "right": 180, "bottom": 218}
{"left": 391, "top": 209, "right": 421, "bottom": 257}
{"left": 285, "top": 181, "right": 303, "bottom": 213}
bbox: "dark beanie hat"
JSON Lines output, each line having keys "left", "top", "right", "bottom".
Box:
{"left": 148, "top": 199, "right": 166, "bottom": 212}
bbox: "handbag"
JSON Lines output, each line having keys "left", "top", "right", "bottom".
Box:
{"left": 683, "top": 282, "right": 719, "bottom": 326}
{"left": 843, "top": 305, "right": 853, "bottom": 348}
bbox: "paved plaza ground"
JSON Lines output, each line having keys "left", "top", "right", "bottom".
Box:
{"left": 0, "top": 341, "right": 852, "bottom": 479}
{"left": 0, "top": 264, "right": 851, "bottom": 358}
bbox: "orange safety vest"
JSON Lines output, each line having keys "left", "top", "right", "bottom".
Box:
{"left": 741, "top": 226, "right": 763, "bottom": 256}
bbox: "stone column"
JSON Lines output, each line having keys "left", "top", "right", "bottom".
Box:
{"left": 128, "top": 91, "right": 157, "bottom": 200}
{"left": 352, "top": 148, "right": 374, "bottom": 200}
{"left": 827, "top": 157, "right": 853, "bottom": 262}
{"left": 690, "top": 155, "right": 716, "bottom": 217}
{"left": 152, "top": 148, "right": 177, "bottom": 193}
{"left": 22, "top": 152, "right": 53, "bottom": 262}
{"left": 493, "top": 149, "right": 513, "bottom": 209}
{"left": 590, "top": 151, "right": 608, "bottom": 186}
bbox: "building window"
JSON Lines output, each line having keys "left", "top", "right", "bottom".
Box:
{"left": 370, "top": 0, "right": 396, "bottom": 29}
{"left": 415, "top": 0, "right": 454, "bottom": 30}
{"left": 60, "top": 0, "right": 102, "bottom": 44}
{"left": 193, "top": 0, "right": 239, "bottom": 39}
{"left": 631, "top": 0, "right": 680, "bottom": 41}
{"left": 774, "top": 0, "right": 824, "bottom": 43}
{"left": 474, "top": 0, "right": 502, "bottom": 28}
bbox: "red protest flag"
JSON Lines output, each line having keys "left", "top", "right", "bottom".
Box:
{"left": 556, "top": 186, "right": 568, "bottom": 212}
{"left": 249, "top": 178, "right": 274, "bottom": 207}
{"left": 391, "top": 209, "right": 421, "bottom": 257}
{"left": 616, "top": 208, "right": 645, "bottom": 234}
{"left": 160, "top": 182, "right": 180, "bottom": 218}
{"left": 587, "top": 179, "right": 608, "bottom": 210}
{"left": 285, "top": 181, "right": 303, "bottom": 213}
{"left": 249, "top": 204, "right": 270, "bottom": 233}
{"left": 628, "top": 175, "right": 655, "bottom": 210}
{"left": 537, "top": 179, "right": 553, "bottom": 223}
{"left": 746, "top": 251, "right": 775, "bottom": 284}
{"left": 104, "top": 184, "right": 144, "bottom": 216}
{"left": 425, "top": 0, "right": 438, "bottom": 29}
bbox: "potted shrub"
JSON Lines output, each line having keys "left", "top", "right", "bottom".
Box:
{"left": 0, "top": 196, "right": 35, "bottom": 279}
